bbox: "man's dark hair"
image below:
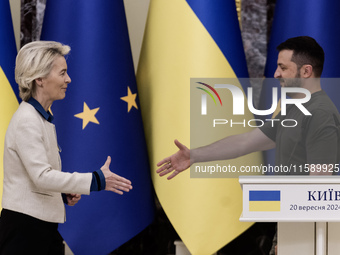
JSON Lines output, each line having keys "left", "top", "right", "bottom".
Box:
{"left": 277, "top": 36, "right": 324, "bottom": 77}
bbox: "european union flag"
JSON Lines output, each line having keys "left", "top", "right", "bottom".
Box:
{"left": 41, "top": 1, "right": 155, "bottom": 254}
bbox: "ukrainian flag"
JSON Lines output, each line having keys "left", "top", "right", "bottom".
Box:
{"left": 249, "top": 190, "right": 281, "bottom": 212}
{"left": 0, "top": 0, "right": 19, "bottom": 208}
{"left": 137, "top": 0, "right": 263, "bottom": 254}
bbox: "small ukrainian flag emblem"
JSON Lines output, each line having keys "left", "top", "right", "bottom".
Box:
{"left": 249, "top": 190, "right": 281, "bottom": 212}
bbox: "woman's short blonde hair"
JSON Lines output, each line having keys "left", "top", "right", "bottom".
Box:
{"left": 15, "top": 41, "right": 71, "bottom": 101}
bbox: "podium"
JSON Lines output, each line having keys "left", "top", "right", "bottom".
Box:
{"left": 239, "top": 176, "right": 340, "bottom": 255}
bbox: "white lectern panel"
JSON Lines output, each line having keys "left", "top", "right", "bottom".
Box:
{"left": 239, "top": 176, "right": 340, "bottom": 222}
{"left": 239, "top": 176, "right": 340, "bottom": 255}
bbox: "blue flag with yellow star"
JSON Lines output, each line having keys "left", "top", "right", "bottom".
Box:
{"left": 41, "top": 1, "right": 155, "bottom": 254}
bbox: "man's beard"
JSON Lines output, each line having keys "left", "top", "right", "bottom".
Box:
{"left": 279, "top": 73, "right": 302, "bottom": 88}
{"left": 279, "top": 73, "right": 302, "bottom": 98}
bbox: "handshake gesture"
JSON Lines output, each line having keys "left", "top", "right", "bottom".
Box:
{"left": 101, "top": 156, "right": 133, "bottom": 194}
{"left": 156, "top": 140, "right": 191, "bottom": 180}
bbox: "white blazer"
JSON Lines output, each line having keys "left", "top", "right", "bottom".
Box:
{"left": 2, "top": 102, "right": 92, "bottom": 223}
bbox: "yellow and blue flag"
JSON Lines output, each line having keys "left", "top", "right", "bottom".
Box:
{"left": 0, "top": 0, "right": 19, "bottom": 208}
{"left": 260, "top": 0, "right": 340, "bottom": 166}
{"left": 41, "top": 1, "right": 154, "bottom": 254}
{"left": 137, "top": 0, "right": 263, "bottom": 254}
{"left": 249, "top": 190, "right": 281, "bottom": 212}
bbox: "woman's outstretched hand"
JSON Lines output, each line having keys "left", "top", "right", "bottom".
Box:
{"left": 101, "top": 156, "right": 133, "bottom": 194}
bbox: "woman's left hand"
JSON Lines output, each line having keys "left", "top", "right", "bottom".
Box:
{"left": 65, "top": 193, "right": 81, "bottom": 206}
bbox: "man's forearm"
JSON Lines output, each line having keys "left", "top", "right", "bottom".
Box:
{"left": 190, "top": 128, "right": 275, "bottom": 164}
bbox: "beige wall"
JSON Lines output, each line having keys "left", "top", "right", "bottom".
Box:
{"left": 9, "top": 0, "right": 21, "bottom": 51}
{"left": 124, "top": 0, "right": 150, "bottom": 70}
{"left": 9, "top": 0, "right": 150, "bottom": 71}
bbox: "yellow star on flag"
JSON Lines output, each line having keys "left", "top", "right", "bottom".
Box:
{"left": 74, "top": 102, "right": 100, "bottom": 129}
{"left": 120, "top": 86, "right": 138, "bottom": 112}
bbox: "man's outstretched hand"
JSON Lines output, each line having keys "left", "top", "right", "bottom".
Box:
{"left": 156, "top": 140, "right": 191, "bottom": 180}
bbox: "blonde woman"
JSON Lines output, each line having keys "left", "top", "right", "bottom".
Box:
{"left": 0, "top": 41, "right": 132, "bottom": 255}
